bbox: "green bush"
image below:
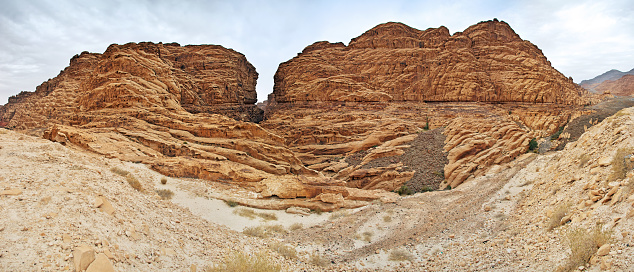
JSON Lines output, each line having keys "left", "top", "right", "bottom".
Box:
{"left": 551, "top": 126, "right": 565, "bottom": 139}
{"left": 528, "top": 138, "right": 538, "bottom": 152}
{"left": 395, "top": 185, "right": 413, "bottom": 195}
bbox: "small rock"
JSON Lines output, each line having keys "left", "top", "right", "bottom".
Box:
{"left": 449, "top": 234, "right": 455, "bottom": 239}
{"left": 97, "top": 197, "right": 115, "bottom": 215}
{"left": 598, "top": 157, "right": 612, "bottom": 167}
{"left": 316, "top": 193, "right": 345, "bottom": 205}
{"left": 597, "top": 244, "right": 611, "bottom": 256}
{"left": 0, "top": 189, "right": 22, "bottom": 196}
{"left": 73, "top": 244, "right": 96, "bottom": 272}
{"left": 86, "top": 253, "right": 115, "bottom": 272}
{"left": 375, "top": 249, "right": 381, "bottom": 254}
{"left": 103, "top": 249, "right": 114, "bottom": 259}
{"left": 286, "top": 206, "right": 311, "bottom": 216}
{"left": 94, "top": 197, "right": 104, "bottom": 208}
{"left": 600, "top": 256, "right": 612, "bottom": 270}
{"left": 484, "top": 205, "right": 492, "bottom": 212}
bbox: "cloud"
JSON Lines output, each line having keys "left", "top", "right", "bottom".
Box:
{"left": 0, "top": 0, "right": 633, "bottom": 105}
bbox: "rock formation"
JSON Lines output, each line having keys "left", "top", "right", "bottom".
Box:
{"left": 0, "top": 20, "right": 596, "bottom": 208}
{"left": 593, "top": 74, "right": 634, "bottom": 96}
{"left": 265, "top": 19, "right": 591, "bottom": 189}
{"left": 0, "top": 42, "right": 380, "bottom": 211}
{"left": 273, "top": 20, "right": 587, "bottom": 105}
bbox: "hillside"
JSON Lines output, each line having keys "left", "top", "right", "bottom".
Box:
{"left": 594, "top": 74, "right": 634, "bottom": 96}
{"left": 581, "top": 68, "right": 634, "bottom": 92}
{"left": 2, "top": 105, "right": 633, "bottom": 271}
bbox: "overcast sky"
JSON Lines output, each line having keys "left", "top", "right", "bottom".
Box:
{"left": 1, "top": 0, "right": 633, "bottom": 105}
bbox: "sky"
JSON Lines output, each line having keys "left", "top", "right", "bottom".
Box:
{"left": 1, "top": 0, "right": 633, "bottom": 105}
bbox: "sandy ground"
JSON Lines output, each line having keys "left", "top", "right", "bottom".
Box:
{"left": 2, "top": 104, "right": 634, "bottom": 272}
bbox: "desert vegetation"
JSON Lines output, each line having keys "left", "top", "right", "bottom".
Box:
{"left": 557, "top": 224, "right": 612, "bottom": 272}
{"left": 156, "top": 189, "right": 174, "bottom": 200}
{"left": 547, "top": 202, "right": 572, "bottom": 230}
{"left": 206, "top": 251, "right": 281, "bottom": 272}
{"left": 233, "top": 208, "right": 277, "bottom": 221}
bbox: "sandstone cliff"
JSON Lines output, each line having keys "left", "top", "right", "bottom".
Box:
{"left": 0, "top": 42, "right": 382, "bottom": 211}
{"left": 273, "top": 20, "right": 587, "bottom": 105}
{"left": 265, "top": 20, "right": 591, "bottom": 190}
{"left": 0, "top": 42, "right": 261, "bottom": 125}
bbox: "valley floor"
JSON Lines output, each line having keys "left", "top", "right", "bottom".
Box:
{"left": 2, "top": 106, "right": 634, "bottom": 271}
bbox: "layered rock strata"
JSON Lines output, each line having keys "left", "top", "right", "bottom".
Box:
{"left": 267, "top": 19, "right": 591, "bottom": 190}
{"left": 0, "top": 42, "right": 375, "bottom": 210}
{"left": 273, "top": 20, "right": 587, "bottom": 105}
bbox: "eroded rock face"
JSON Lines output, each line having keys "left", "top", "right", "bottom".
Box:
{"left": 0, "top": 42, "right": 361, "bottom": 210}
{"left": 273, "top": 20, "right": 587, "bottom": 105}
{"left": 0, "top": 42, "right": 261, "bottom": 126}
{"left": 266, "top": 19, "right": 592, "bottom": 191}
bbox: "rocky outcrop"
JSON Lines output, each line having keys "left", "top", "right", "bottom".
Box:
{"left": 0, "top": 42, "right": 261, "bottom": 126}
{"left": 273, "top": 20, "right": 588, "bottom": 105}
{"left": 593, "top": 74, "right": 634, "bottom": 96}
{"left": 0, "top": 42, "right": 368, "bottom": 209}
{"left": 264, "top": 19, "right": 592, "bottom": 191}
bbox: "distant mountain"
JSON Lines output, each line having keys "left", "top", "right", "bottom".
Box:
{"left": 594, "top": 74, "right": 634, "bottom": 96}
{"left": 581, "top": 68, "right": 634, "bottom": 92}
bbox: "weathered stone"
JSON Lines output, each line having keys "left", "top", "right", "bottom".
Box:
{"left": 597, "top": 244, "right": 611, "bottom": 256}
{"left": 103, "top": 249, "right": 114, "bottom": 260}
{"left": 0, "top": 189, "right": 22, "bottom": 196}
{"left": 285, "top": 206, "right": 311, "bottom": 215}
{"left": 86, "top": 253, "right": 115, "bottom": 272}
{"left": 98, "top": 197, "right": 115, "bottom": 215}
{"left": 94, "top": 197, "right": 104, "bottom": 208}
{"left": 316, "top": 193, "right": 345, "bottom": 205}
{"left": 598, "top": 157, "right": 612, "bottom": 167}
{"left": 73, "top": 244, "right": 96, "bottom": 272}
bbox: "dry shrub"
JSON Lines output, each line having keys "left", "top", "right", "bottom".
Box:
{"left": 243, "top": 226, "right": 268, "bottom": 238}
{"left": 361, "top": 231, "right": 373, "bottom": 242}
{"left": 309, "top": 253, "right": 329, "bottom": 267}
{"left": 329, "top": 210, "right": 350, "bottom": 220}
{"left": 383, "top": 215, "right": 392, "bottom": 222}
{"left": 578, "top": 154, "right": 591, "bottom": 168}
{"left": 289, "top": 223, "right": 304, "bottom": 231}
{"left": 110, "top": 167, "right": 130, "bottom": 176}
{"left": 388, "top": 248, "right": 414, "bottom": 262}
{"left": 233, "top": 208, "right": 278, "bottom": 221}
{"left": 206, "top": 250, "right": 280, "bottom": 272}
{"left": 160, "top": 177, "right": 168, "bottom": 184}
{"left": 126, "top": 174, "right": 143, "bottom": 192}
{"left": 258, "top": 212, "right": 278, "bottom": 221}
{"left": 557, "top": 224, "right": 612, "bottom": 272}
{"left": 269, "top": 242, "right": 297, "bottom": 260}
{"left": 547, "top": 202, "right": 571, "bottom": 230}
{"left": 608, "top": 148, "right": 634, "bottom": 182}
{"left": 243, "top": 225, "right": 287, "bottom": 238}
{"left": 156, "top": 189, "right": 174, "bottom": 200}
{"left": 234, "top": 208, "right": 257, "bottom": 219}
